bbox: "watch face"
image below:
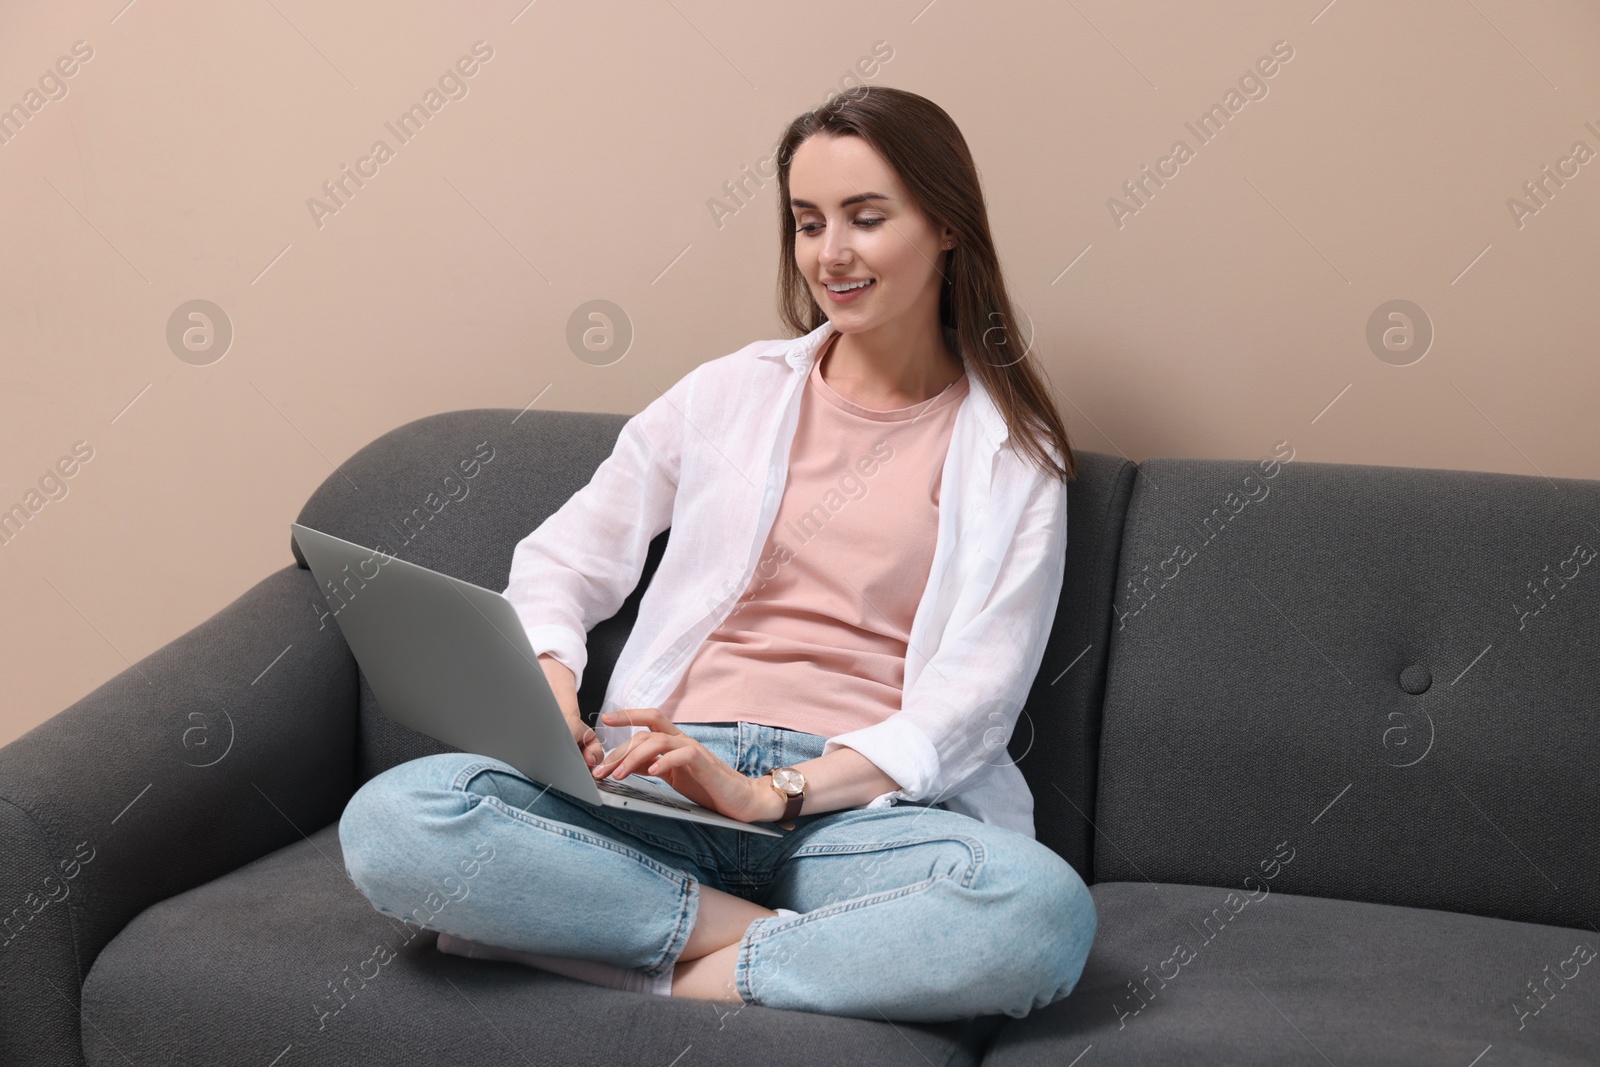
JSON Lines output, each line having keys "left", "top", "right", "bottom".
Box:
{"left": 772, "top": 767, "right": 805, "bottom": 794}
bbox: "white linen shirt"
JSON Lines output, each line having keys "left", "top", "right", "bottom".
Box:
{"left": 503, "top": 319, "right": 1068, "bottom": 838}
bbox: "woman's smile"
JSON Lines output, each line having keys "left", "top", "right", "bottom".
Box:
{"left": 823, "top": 277, "right": 876, "bottom": 303}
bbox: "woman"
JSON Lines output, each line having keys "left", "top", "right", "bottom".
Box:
{"left": 339, "top": 86, "right": 1095, "bottom": 1023}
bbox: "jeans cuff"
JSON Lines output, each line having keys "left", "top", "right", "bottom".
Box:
{"left": 643, "top": 874, "right": 699, "bottom": 979}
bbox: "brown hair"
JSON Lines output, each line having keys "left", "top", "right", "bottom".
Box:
{"left": 773, "top": 86, "right": 1077, "bottom": 483}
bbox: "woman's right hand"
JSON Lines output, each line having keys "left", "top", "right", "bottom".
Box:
{"left": 566, "top": 711, "right": 605, "bottom": 769}
{"left": 540, "top": 652, "right": 603, "bottom": 768}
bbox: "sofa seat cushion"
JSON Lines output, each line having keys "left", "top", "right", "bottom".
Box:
{"left": 79, "top": 820, "right": 1001, "bottom": 1066}
{"left": 987, "top": 881, "right": 1598, "bottom": 1067}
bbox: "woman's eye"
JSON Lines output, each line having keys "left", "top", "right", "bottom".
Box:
{"left": 795, "top": 218, "right": 886, "bottom": 234}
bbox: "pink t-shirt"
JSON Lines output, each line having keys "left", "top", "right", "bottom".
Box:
{"left": 658, "top": 336, "right": 970, "bottom": 737}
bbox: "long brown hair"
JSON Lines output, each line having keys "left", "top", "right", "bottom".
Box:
{"left": 773, "top": 86, "right": 1077, "bottom": 483}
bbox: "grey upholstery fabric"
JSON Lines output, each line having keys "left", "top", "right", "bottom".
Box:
{"left": 986, "top": 881, "right": 1599, "bottom": 1066}
{"left": 79, "top": 821, "right": 1002, "bottom": 1066}
{"left": 0, "top": 565, "right": 357, "bottom": 1066}
{"left": 1094, "top": 457, "right": 1600, "bottom": 930}
{"left": 1012, "top": 452, "right": 1136, "bottom": 879}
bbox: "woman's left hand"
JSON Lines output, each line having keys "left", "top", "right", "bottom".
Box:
{"left": 591, "top": 708, "right": 773, "bottom": 824}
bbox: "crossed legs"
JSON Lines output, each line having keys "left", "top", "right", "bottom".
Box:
{"left": 672, "top": 885, "right": 774, "bottom": 1001}
{"left": 339, "top": 751, "right": 1096, "bottom": 1021}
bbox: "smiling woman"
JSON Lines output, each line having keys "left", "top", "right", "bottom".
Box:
{"left": 340, "top": 85, "right": 1093, "bottom": 1024}
{"left": 774, "top": 88, "right": 1075, "bottom": 478}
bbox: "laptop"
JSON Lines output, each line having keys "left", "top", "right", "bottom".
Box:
{"left": 291, "top": 523, "right": 783, "bottom": 837}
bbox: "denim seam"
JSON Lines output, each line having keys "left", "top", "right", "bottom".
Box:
{"left": 474, "top": 794, "right": 692, "bottom": 886}
{"left": 786, "top": 834, "right": 988, "bottom": 890}
{"left": 450, "top": 759, "right": 509, "bottom": 792}
{"left": 784, "top": 871, "right": 969, "bottom": 940}
{"left": 581, "top": 802, "right": 721, "bottom": 869}
{"left": 454, "top": 758, "right": 717, "bottom": 870}
{"left": 735, "top": 930, "right": 758, "bottom": 1004}
{"left": 646, "top": 876, "right": 698, "bottom": 978}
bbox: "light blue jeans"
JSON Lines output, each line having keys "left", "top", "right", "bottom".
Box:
{"left": 338, "top": 720, "right": 1096, "bottom": 1022}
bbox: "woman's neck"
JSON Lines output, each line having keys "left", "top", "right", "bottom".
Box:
{"left": 818, "top": 328, "right": 964, "bottom": 410}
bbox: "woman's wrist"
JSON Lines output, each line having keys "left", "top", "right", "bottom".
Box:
{"left": 749, "top": 772, "right": 786, "bottom": 823}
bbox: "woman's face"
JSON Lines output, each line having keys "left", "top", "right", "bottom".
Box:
{"left": 788, "top": 133, "right": 951, "bottom": 335}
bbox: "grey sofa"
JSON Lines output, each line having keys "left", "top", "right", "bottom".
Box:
{"left": 3, "top": 406, "right": 1596, "bottom": 1066}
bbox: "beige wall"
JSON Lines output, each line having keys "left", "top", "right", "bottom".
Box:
{"left": 3, "top": 1, "right": 1596, "bottom": 747}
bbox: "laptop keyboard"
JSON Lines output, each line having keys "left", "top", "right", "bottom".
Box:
{"left": 597, "top": 775, "right": 699, "bottom": 812}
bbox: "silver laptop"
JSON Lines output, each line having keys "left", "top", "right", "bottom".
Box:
{"left": 291, "top": 523, "right": 782, "bottom": 837}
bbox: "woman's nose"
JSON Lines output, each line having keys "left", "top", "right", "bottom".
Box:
{"left": 819, "top": 225, "right": 851, "bottom": 263}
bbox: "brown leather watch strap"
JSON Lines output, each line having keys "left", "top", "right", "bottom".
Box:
{"left": 768, "top": 772, "right": 804, "bottom": 829}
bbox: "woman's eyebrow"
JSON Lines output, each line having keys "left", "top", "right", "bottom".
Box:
{"left": 789, "top": 192, "right": 893, "bottom": 209}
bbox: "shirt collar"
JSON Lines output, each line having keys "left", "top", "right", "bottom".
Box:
{"left": 764, "top": 320, "right": 1010, "bottom": 450}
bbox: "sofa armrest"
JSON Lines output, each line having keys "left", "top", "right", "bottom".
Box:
{"left": 0, "top": 564, "right": 357, "bottom": 1067}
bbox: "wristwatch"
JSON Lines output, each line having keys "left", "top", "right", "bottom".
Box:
{"left": 766, "top": 766, "right": 806, "bottom": 830}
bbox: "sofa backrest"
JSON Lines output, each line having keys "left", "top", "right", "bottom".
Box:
{"left": 1093, "top": 453, "right": 1600, "bottom": 930}
{"left": 291, "top": 408, "right": 1129, "bottom": 879}
{"left": 1013, "top": 451, "right": 1137, "bottom": 878}
{"left": 293, "top": 408, "right": 650, "bottom": 786}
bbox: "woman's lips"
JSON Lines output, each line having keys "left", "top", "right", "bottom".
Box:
{"left": 823, "top": 279, "right": 874, "bottom": 304}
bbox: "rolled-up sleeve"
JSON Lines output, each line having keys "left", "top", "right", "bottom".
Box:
{"left": 502, "top": 368, "right": 696, "bottom": 692}
{"left": 823, "top": 462, "right": 1068, "bottom": 809}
